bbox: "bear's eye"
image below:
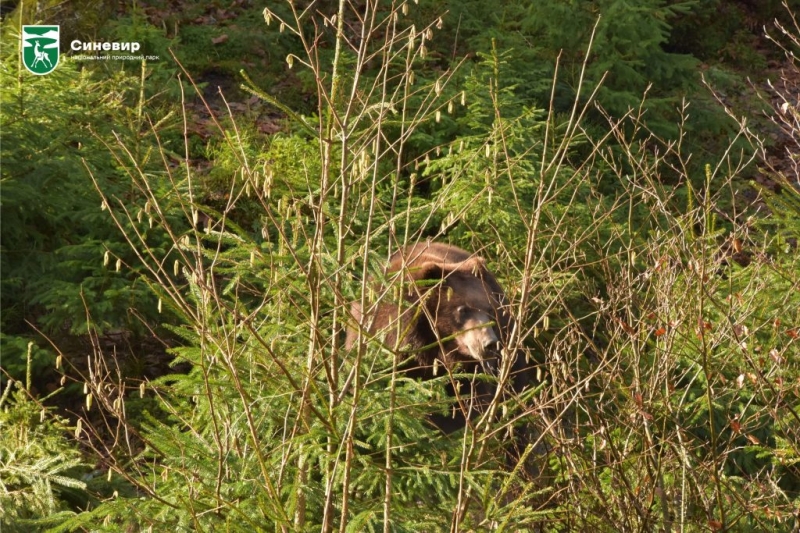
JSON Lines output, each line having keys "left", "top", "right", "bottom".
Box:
{"left": 455, "top": 305, "right": 468, "bottom": 321}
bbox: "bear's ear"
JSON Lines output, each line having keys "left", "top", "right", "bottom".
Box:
{"left": 413, "top": 261, "right": 445, "bottom": 281}
{"left": 439, "top": 256, "right": 487, "bottom": 277}
{"left": 461, "top": 256, "right": 486, "bottom": 276}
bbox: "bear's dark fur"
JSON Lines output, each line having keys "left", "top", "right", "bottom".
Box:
{"left": 347, "top": 241, "right": 527, "bottom": 431}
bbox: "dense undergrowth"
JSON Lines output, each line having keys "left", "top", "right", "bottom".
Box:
{"left": 1, "top": 0, "right": 799, "bottom": 531}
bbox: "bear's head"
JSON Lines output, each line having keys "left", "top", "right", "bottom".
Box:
{"left": 402, "top": 256, "right": 504, "bottom": 367}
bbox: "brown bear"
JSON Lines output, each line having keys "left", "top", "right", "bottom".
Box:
{"left": 346, "top": 241, "right": 525, "bottom": 431}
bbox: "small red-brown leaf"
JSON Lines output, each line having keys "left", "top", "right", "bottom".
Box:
{"left": 654, "top": 327, "right": 666, "bottom": 337}
{"left": 730, "top": 419, "right": 741, "bottom": 433}
{"left": 745, "top": 433, "right": 761, "bottom": 445}
{"left": 212, "top": 34, "right": 229, "bottom": 45}
{"left": 697, "top": 318, "right": 712, "bottom": 337}
{"left": 787, "top": 328, "right": 798, "bottom": 339}
{"left": 616, "top": 317, "right": 635, "bottom": 335}
{"left": 708, "top": 520, "right": 723, "bottom": 531}
{"left": 634, "top": 393, "right": 643, "bottom": 408}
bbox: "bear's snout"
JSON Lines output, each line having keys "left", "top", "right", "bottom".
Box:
{"left": 455, "top": 308, "right": 500, "bottom": 361}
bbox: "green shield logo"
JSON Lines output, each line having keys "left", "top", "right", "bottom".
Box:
{"left": 22, "top": 25, "right": 60, "bottom": 75}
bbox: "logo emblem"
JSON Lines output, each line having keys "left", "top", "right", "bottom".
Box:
{"left": 22, "top": 25, "right": 60, "bottom": 75}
